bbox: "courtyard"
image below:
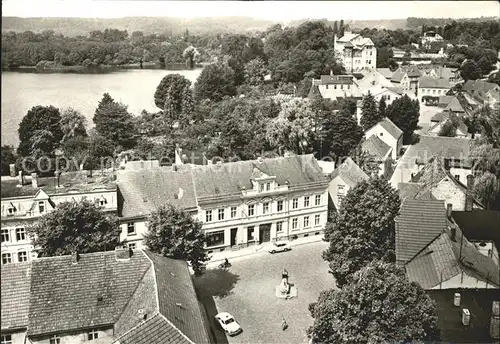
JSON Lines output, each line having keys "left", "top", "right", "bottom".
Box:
{"left": 193, "top": 241, "right": 334, "bottom": 344}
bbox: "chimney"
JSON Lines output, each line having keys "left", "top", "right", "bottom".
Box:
{"left": 115, "top": 246, "right": 132, "bottom": 260}
{"left": 9, "top": 163, "right": 16, "bottom": 177}
{"left": 453, "top": 293, "right": 461, "bottom": 306}
{"left": 72, "top": 251, "right": 79, "bottom": 264}
{"left": 465, "top": 174, "right": 474, "bottom": 212}
{"left": 17, "top": 171, "right": 24, "bottom": 186}
{"left": 31, "top": 173, "right": 39, "bottom": 188}
{"left": 462, "top": 309, "right": 470, "bottom": 326}
{"left": 447, "top": 203, "right": 453, "bottom": 219}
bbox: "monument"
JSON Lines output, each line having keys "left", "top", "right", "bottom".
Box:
{"left": 275, "top": 268, "right": 298, "bottom": 299}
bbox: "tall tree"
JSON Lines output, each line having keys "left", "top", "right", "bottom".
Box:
{"left": 378, "top": 97, "right": 387, "bottom": 119}
{"left": 17, "top": 105, "right": 63, "bottom": 157}
{"left": 308, "top": 260, "right": 438, "bottom": 344}
{"left": 322, "top": 109, "right": 364, "bottom": 160}
{"left": 194, "top": 63, "right": 237, "bottom": 102}
{"left": 473, "top": 171, "right": 500, "bottom": 209}
{"left": 29, "top": 130, "right": 55, "bottom": 159}
{"left": 182, "top": 46, "right": 199, "bottom": 69}
{"left": 339, "top": 19, "right": 345, "bottom": 37}
{"left": 93, "top": 93, "right": 137, "bottom": 150}
{"left": 460, "top": 59, "right": 482, "bottom": 81}
{"left": 154, "top": 74, "right": 192, "bottom": 112}
{"left": 244, "top": 58, "right": 268, "bottom": 86}
{"left": 386, "top": 94, "right": 419, "bottom": 143}
{"left": 144, "top": 204, "right": 208, "bottom": 275}
{"left": 360, "top": 91, "right": 381, "bottom": 131}
{"left": 323, "top": 178, "right": 401, "bottom": 287}
{"left": 333, "top": 21, "right": 338, "bottom": 35}
{"left": 28, "top": 200, "right": 121, "bottom": 257}
{"left": 60, "top": 107, "right": 87, "bottom": 142}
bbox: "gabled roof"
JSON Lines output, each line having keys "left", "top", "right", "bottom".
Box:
{"left": 438, "top": 95, "right": 454, "bottom": 107}
{"left": 444, "top": 97, "right": 466, "bottom": 113}
{"left": 427, "top": 112, "right": 468, "bottom": 135}
{"left": 337, "top": 32, "right": 360, "bottom": 42}
{"left": 385, "top": 87, "right": 405, "bottom": 95}
{"left": 395, "top": 199, "right": 448, "bottom": 266}
{"left": 330, "top": 157, "right": 369, "bottom": 188}
{"left": 391, "top": 66, "right": 421, "bottom": 83}
{"left": 408, "top": 136, "right": 471, "bottom": 164}
{"left": 318, "top": 75, "right": 354, "bottom": 85}
{"left": 117, "top": 165, "right": 198, "bottom": 218}
{"left": 397, "top": 182, "right": 433, "bottom": 202}
{"left": 463, "top": 80, "right": 499, "bottom": 96}
{"left": 368, "top": 117, "right": 403, "bottom": 139}
{"left": 376, "top": 68, "right": 394, "bottom": 79}
{"left": 406, "top": 226, "right": 499, "bottom": 289}
{"left": 192, "top": 154, "right": 327, "bottom": 200}
{"left": 430, "top": 111, "right": 449, "bottom": 122}
{"left": 419, "top": 76, "right": 451, "bottom": 89}
{"left": 1, "top": 263, "right": 32, "bottom": 331}
{"left": 362, "top": 135, "right": 392, "bottom": 160}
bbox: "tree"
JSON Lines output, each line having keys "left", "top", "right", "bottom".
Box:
{"left": 29, "top": 130, "right": 55, "bottom": 158}
{"left": 438, "top": 119, "right": 457, "bottom": 137}
{"left": 322, "top": 109, "right": 364, "bottom": 160}
{"left": 28, "top": 200, "right": 121, "bottom": 257}
{"left": 182, "top": 46, "right": 199, "bottom": 69}
{"left": 386, "top": 95, "right": 419, "bottom": 143}
{"left": 308, "top": 260, "right": 438, "bottom": 344}
{"left": 154, "top": 74, "right": 192, "bottom": 112}
{"left": 1, "top": 145, "right": 16, "bottom": 176}
{"left": 143, "top": 204, "right": 208, "bottom": 275}
{"left": 194, "top": 63, "right": 237, "bottom": 102}
{"left": 353, "top": 145, "right": 380, "bottom": 177}
{"left": 93, "top": 93, "right": 137, "bottom": 150}
{"left": 18, "top": 105, "right": 63, "bottom": 156}
{"left": 378, "top": 97, "right": 387, "bottom": 119}
{"left": 360, "top": 92, "right": 381, "bottom": 131}
{"left": 60, "top": 107, "right": 87, "bottom": 141}
{"left": 244, "top": 58, "right": 268, "bottom": 86}
{"left": 473, "top": 171, "right": 500, "bottom": 209}
{"left": 86, "top": 133, "right": 115, "bottom": 176}
{"left": 477, "top": 55, "right": 495, "bottom": 76}
{"left": 323, "top": 178, "right": 401, "bottom": 287}
{"left": 460, "top": 59, "right": 482, "bottom": 81}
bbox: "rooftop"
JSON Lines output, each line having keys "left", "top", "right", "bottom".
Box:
{"left": 376, "top": 68, "right": 394, "bottom": 79}
{"left": 452, "top": 210, "right": 500, "bottom": 250}
{"left": 330, "top": 157, "right": 369, "bottom": 188}
{"left": 368, "top": 117, "right": 403, "bottom": 140}
{"left": 317, "top": 75, "right": 354, "bottom": 85}
{"left": 463, "top": 80, "right": 499, "bottom": 97}
{"left": 362, "top": 134, "right": 392, "bottom": 160}
{"left": 419, "top": 76, "right": 451, "bottom": 89}
{"left": 406, "top": 136, "right": 471, "bottom": 165}
{"left": 1, "top": 263, "right": 31, "bottom": 330}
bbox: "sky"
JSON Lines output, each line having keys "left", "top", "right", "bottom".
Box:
{"left": 2, "top": 1, "right": 499, "bottom": 21}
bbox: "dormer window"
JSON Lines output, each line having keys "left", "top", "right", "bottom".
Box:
{"left": 87, "top": 329, "right": 99, "bottom": 341}
{"left": 7, "top": 204, "right": 16, "bottom": 216}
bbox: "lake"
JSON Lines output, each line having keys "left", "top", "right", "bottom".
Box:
{"left": 1, "top": 68, "right": 203, "bottom": 147}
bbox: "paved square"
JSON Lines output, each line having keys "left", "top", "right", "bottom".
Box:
{"left": 194, "top": 241, "right": 334, "bottom": 344}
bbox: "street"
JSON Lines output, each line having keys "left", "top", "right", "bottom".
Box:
{"left": 193, "top": 241, "right": 334, "bottom": 344}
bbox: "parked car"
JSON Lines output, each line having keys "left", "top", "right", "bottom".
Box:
{"left": 215, "top": 312, "right": 242, "bottom": 336}
{"left": 269, "top": 241, "right": 291, "bottom": 254}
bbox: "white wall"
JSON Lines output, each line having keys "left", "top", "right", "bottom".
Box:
{"left": 365, "top": 124, "right": 400, "bottom": 160}
{"left": 328, "top": 176, "right": 350, "bottom": 211}
{"left": 0, "top": 331, "right": 26, "bottom": 344}
{"left": 318, "top": 83, "right": 358, "bottom": 100}
{"left": 31, "top": 328, "right": 114, "bottom": 344}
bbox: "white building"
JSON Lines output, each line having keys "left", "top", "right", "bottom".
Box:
{"left": 418, "top": 76, "right": 452, "bottom": 103}
{"left": 311, "top": 74, "right": 359, "bottom": 100}
{"left": 421, "top": 31, "right": 444, "bottom": 46}
{"left": 334, "top": 31, "right": 377, "bottom": 72}
{"left": 365, "top": 118, "right": 403, "bottom": 160}
{"left": 328, "top": 157, "right": 369, "bottom": 211}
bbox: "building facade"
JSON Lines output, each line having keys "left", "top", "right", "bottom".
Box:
{"left": 311, "top": 74, "right": 359, "bottom": 100}
{"left": 418, "top": 76, "right": 451, "bottom": 103}
{"left": 365, "top": 118, "right": 403, "bottom": 160}
{"left": 334, "top": 31, "right": 377, "bottom": 72}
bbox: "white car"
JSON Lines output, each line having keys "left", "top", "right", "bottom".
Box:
{"left": 215, "top": 312, "right": 242, "bottom": 336}
{"left": 269, "top": 241, "right": 291, "bottom": 254}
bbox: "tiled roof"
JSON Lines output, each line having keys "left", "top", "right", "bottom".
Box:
{"left": 337, "top": 32, "right": 359, "bottom": 42}
{"left": 370, "top": 117, "right": 403, "bottom": 139}
{"left": 438, "top": 95, "right": 454, "bottom": 107}
{"left": 192, "top": 154, "right": 327, "bottom": 200}
{"left": 144, "top": 251, "right": 211, "bottom": 344}
{"left": 318, "top": 75, "right": 354, "bottom": 85}
{"left": 1, "top": 263, "right": 32, "bottom": 330}
{"left": 407, "top": 136, "right": 471, "bottom": 164}
{"left": 117, "top": 166, "right": 198, "bottom": 218}
{"left": 444, "top": 97, "right": 465, "bottom": 113}
{"left": 406, "top": 226, "right": 500, "bottom": 289}
{"left": 395, "top": 199, "right": 448, "bottom": 266}
{"left": 463, "top": 80, "right": 499, "bottom": 96}
{"left": 430, "top": 111, "right": 449, "bottom": 122}
{"left": 362, "top": 135, "right": 391, "bottom": 160}
{"left": 330, "top": 157, "right": 369, "bottom": 188}
{"left": 419, "top": 76, "right": 451, "bottom": 89}
{"left": 376, "top": 68, "right": 394, "bottom": 79}
{"left": 397, "top": 182, "right": 427, "bottom": 201}
{"left": 115, "top": 314, "right": 192, "bottom": 344}
{"left": 385, "top": 86, "right": 405, "bottom": 95}
{"left": 27, "top": 251, "right": 151, "bottom": 337}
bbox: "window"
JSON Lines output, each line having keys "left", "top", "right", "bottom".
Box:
{"left": 1, "top": 335, "right": 12, "bottom": 344}
{"left": 128, "top": 243, "right": 136, "bottom": 250}
{"left": 205, "top": 210, "right": 212, "bottom": 222}
{"left": 338, "top": 195, "right": 346, "bottom": 206}
{"left": 2, "top": 253, "right": 12, "bottom": 265}
{"left": 266, "top": 182, "right": 271, "bottom": 191}
{"left": 325, "top": 85, "right": 329, "bottom": 90}
{"left": 99, "top": 198, "right": 106, "bottom": 206}
{"left": 347, "top": 84, "right": 350, "bottom": 90}
{"left": 340, "top": 84, "right": 343, "bottom": 90}
{"left": 7, "top": 205, "right": 15, "bottom": 215}
{"left": 315, "top": 195, "right": 321, "bottom": 206}
{"left": 276, "top": 221, "right": 283, "bottom": 232}
{"left": 315, "top": 214, "right": 321, "bottom": 226}
{"left": 334, "top": 85, "right": 337, "bottom": 89}
{"left": 247, "top": 226, "right": 255, "bottom": 241}
{"left": 338, "top": 185, "right": 345, "bottom": 194}
{"left": 230, "top": 207, "right": 237, "bottom": 218}
{"left": 38, "top": 201, "right": 45, "bottom": 214}
{"left": 292, "top": 198, "right": 298, "bottom": 209}
{"left": 304, "top": 196, "right": 310, "bottom": 207}
{"left": 248, "top": 204, "right": 255, "bottom": 216}
{"left": 292, "top": 218, "right": 298, "bottom": 230}
{"left": 88, "top": 329, "right": 99, "bottom": 341}
{"left": 206, "top": 230, "right": 224, "bottom": 247}
{"left": 218, "top": 208, "right": 225, "bottom": 221}
{"left": 304, "top": 216, "right": 310, "bottom": 228}
{"left": 18, "top": 251, "right": 28, "bottom": 262}
{"left": 380, "top": 132, "right": 383, "bottom": 136}
{"left": 263, "top": 202, "right": 269, "bottom": 214}
{"left": 1, "top": 229, "right": 10, "bottom": 243}
{"left": 127, "top": 223, "right": 135, "bottom": 235}
{"left": 455, "top": 175, "right": 460, "bottom": 181}
{"left": 259, "top": 183, "right": 264, "bottom": 192}
{"left": 277, "top": 200, "right": 284, "bottom": 212}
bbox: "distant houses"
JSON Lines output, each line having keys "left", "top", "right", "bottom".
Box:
{"left": 334, "top": 31, "right": 377, "bottom": 73}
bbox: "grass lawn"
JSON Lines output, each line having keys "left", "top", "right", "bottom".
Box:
{"left": 193, "top": 241, "right": 334, "bottom": 344}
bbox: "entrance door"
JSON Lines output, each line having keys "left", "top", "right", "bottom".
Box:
{"left": 230, "top": 228, "right": 238, "bottom": 246}
{"left": 259, "top": 224, "right": 271, "bottom": 243}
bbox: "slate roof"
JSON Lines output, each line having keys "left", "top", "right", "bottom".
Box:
{"left": 397, "top": 182, "right": 430, "bottom": 202}
{"left": 117, "top": 166, "right": 198, "bottom": 218}
{"left": 406, "top": 226, "right": 500, "bottom": 289}
{"left": 191, "top": 154, "right": 328, "bottom": 200}
{"left": 419, "top": 76, "right": 451, "bottom": 89}
{"left": 369, "top": 117, "right": 403, "bottom": 139}
{"left": 1, "top": 262, "right": 32, "bottom": 330}
{"left": 330, "top": 157, "right": 369, "bottom": 188}
{"left": 362, "top": 135, "right": 392, "bottom": 160}
{"left": 318, "top": 75, "right": 354, "bottom": 85}
{"left": 27, "top": 250, "right": 151, "bottom": 337}
{"left": 395, "top": 199, "right": 448, "bottom": 266}
{"left": 407, "top": 136, "right": 471, "bottom": 164}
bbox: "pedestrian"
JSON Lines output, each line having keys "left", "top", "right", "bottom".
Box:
{"left": 281, "top": 317, "right": 288, "bottom": 331}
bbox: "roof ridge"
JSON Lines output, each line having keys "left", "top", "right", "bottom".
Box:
{"left": 158, "top": 313, "right": 196, "bottom": 344}
{"left": 112, "top": 312, "right": 162, "bottom": 343}
{"left": 406, "top": 229, "right": 447, "bottom": 265}
{"left": 141, "top": 250, "right": 161, "bottom": 312}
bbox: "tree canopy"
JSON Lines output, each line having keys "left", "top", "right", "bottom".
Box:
{"left": 360, "top": 91, "right": 381, "bottom": 131}
{"left": 460, "top": 59, "right": 482, "bottom": 81}
{"left": 386, "top": 95, "right": 419, "bottom": 143}
{"left": 308, "top": 260, "right": 438, "bottom": 344}
{"left": 143, "top": 204, "right": 209, "bottom": 275}
{"left": 322, "top": 109, "right": 364, "bottom": 160}
{"left": 194, "top": 62, "right": 237, "bottom": 102}
{"left": 60, "top": 107, "right": 87, "bottom": 141}
{"left": 28, "top": 200, "right": 121, "bottom": 257}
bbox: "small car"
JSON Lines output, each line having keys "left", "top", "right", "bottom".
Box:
{"left": 269, "top": 241, "right": 291, "bottom": 254}
{"left": 215, "top": 312, "right": 242, "bottom": 336}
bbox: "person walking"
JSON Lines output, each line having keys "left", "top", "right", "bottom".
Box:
{"left": 281, "top": 317, "right": 288, "bottom": 331}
